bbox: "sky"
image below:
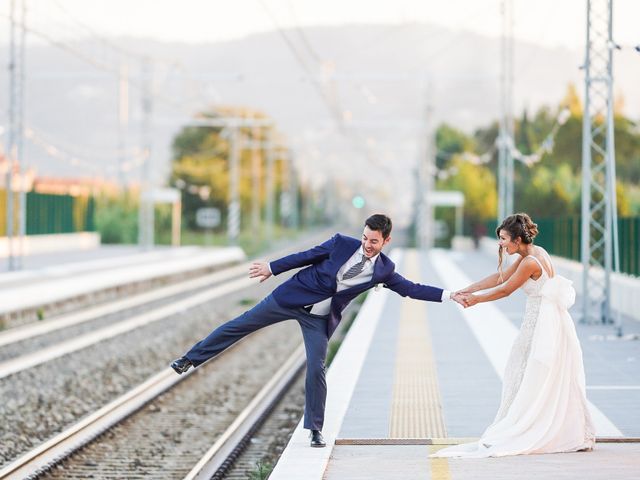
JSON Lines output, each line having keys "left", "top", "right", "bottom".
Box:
{"left": 0, "top": 0, "right": 638, "bottom": 51}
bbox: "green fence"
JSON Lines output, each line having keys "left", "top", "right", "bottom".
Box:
{"left": 486, "top": 216, "right": 640, "bottom": 277}
{"left": 0, "top": 190, "right": 96, "bottom": 236}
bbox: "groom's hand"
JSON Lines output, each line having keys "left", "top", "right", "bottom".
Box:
{"left": 249, "top": 262, "right": 272, "bottom": 282}
{"left": 451, "top": 291, "right": 469, "bottom": 307}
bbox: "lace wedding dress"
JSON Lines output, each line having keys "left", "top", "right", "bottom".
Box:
{"left": 433, "top": 256, "right": 595, "bottom": 458}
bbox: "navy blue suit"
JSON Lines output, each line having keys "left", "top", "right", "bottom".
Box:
{"left": 184, "top": 233, "right": 444, "bottom": 431}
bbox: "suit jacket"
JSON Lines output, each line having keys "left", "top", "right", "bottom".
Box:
{"left": 270, "top": 233, "right": 443, "bottom": 337}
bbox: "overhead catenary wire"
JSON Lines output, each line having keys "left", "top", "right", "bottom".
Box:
{"left": 256, "top": 0, "right": 346, "bottom": 130}
{"left": 0, "top": 14, "right": 208, "bottom": 119}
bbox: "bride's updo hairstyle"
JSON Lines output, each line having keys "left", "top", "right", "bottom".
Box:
{"left": 496, "top": 213, "right": 539, "bottom": 280}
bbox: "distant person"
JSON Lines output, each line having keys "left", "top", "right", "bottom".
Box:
{"left": 432, "top": 213, "right": 595, "bottom": 458}
{"left": 472, "top": 222, "right": 487, "bottom": 250}
{"left": 171, "top": 214, "right": 464, "bottom": 448}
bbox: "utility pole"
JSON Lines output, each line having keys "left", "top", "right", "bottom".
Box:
{"left": 417, "top": 77, "right": 435, "bottom": 250}
{"left": 279, "top": 150, "right": 290, "bottom": 228}
{"left": 580, "top": 0, "right": 621, "bottom": 334}
{"left": 498, "top": 0, "right": 514, "bottom": 222}
{"left": 250, "top": 118, "right": 261, "bottom": 234}
{"left": 118, "top": 62, "right": 129, "bottom": 189}
{"left": 138, "top": 58, "right": 154, "bottom": 249}
{"left": 265, "top": 127, "right": 275, "bottom": 243}
{"left": 5, "top": 0, "right": 18, "bottom": 271}
{"left": 288, "top": 151, "right": 299, "bottom": 230}
{"left": 16, "top": 0, "right": 27, "bottom": 269}
{"left": 227, "top": 126, "right": 241, "bottom": 244}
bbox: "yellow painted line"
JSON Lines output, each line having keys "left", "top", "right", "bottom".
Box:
{"left": 428, "top": 445, "right": 452, "bottom": 480}
{"left": 389, "top": 249, "right": 447, "bottom": 439}
{"left": 335, "top": 437, "right": 478, "bottom": 447}
{"left": 335, "top": 437, "right": 477, "bottom": 445}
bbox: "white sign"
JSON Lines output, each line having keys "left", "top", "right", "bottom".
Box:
{"left": 141, "top": 188, "right": 180, "bottom": 203}
{"left": 196, "top": 208, "right": 221, "bottom": 228}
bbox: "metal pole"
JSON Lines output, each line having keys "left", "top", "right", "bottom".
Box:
{"left": 265, "top": 128, "right": 275, "bottom": 243}
{"left": 580, "top": 2, "right": 592, "bottom": 324}
{"left": 118, "top": 62, "right": 129, "bottom": 189}
{"left": 280, "top": 150, "right": 291, "bottom": 228}
{"left": 580, "top": 0, "right": 619, "bottom": 329}
{"left": 17, "top": 0, "right": 27, "bottom": 269}
{"left": 605, "top": 0, "right": 622, "bottom": 336}
{"left": 498, "top": 0, "right": 514, "bottom": 222}
{"left": 138, "top": 58, "right": 154, "bottom": 249}
{"left": 228, "top": 126, "right": 240, "bottom": 243}
{"left": 505, "top": 0, "right": 515, "bottom": 216}
{"left": 417, "top": 76, "right": 435, "bottom": 250}
{"left": 5, "top": 0, "right": 17, "bottom": 271}
{"left": 251, "top": 119, "right": 261, "bottom": 234}
{"left": 289, "top": 152, "right": 299, "bottom": 230}
{"left": 172, "top": 200, "right": 181, "bottom": 247}
{"left": 425, "top": 98, "right": 435, "bottom": 249}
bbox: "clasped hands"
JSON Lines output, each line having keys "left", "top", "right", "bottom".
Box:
{"left": 450, "top": 290, "right": 478, "bottom": 308}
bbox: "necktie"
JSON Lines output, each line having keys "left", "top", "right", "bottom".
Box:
{"left": 342, "top": 254, "right": 368, "bottom": 280}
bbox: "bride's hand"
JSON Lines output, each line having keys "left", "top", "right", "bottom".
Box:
{"left": 460, "top": 293, "right": 479, "bottom": 308}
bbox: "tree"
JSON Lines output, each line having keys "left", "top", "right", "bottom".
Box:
{"left": 169, "top": 107, "right": 286, "bottom": 231}
{"left": 438, "top": 85, "right": 640, "bottom": 222}
{"left": 519, "top": 164, "right": 580, "bottom": 218}
{"left": 435, "top": 123, "right": 475, "bottom": 170}
{"left": 560, "top": 83, "right": 582, "bottom": 117}
{"left": 436, "top": 158, "right": 497, "bottom": 237}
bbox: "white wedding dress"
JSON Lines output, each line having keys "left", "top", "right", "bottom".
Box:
{"left": 433, "top": 256, "right": 595, "bottom": 458}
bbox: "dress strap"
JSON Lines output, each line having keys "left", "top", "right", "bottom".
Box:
{"left": 527, "top": 255, "right": 547, "bottom": 275}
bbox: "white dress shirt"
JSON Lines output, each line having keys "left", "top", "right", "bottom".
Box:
{"left": 299, "top": 246, "right": 451, "bottom": 316}
{"left": 308, "top": 246, "right": 378, "bottom": 315}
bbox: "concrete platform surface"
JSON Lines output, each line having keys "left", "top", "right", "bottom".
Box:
{"left": 324, "top": 443, "right": 640, "bottom": 480}
{"left": 0, "top": 246, "right": 245, "bottom": 315}
{"left": 271, "top": 247, "right": 640, "bottom": 480}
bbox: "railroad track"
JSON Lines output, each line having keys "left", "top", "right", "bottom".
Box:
{"left": 0, "top": 342, "right": 305, "bottom": 479}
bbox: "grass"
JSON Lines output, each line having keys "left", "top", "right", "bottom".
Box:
{"left": 248, "top": 460, "right": 273, "bottom": 480}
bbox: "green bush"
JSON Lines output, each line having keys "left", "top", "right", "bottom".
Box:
{"left": 95, "top": 195, "right": 138, "bottom": 244}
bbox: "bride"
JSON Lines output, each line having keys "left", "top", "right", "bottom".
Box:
{"left": 432, "top": 213, "right": 595, "bottom": 458}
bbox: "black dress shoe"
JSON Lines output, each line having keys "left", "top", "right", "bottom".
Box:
{"left": 170, "top": 356, "right": 193, "bottom": 374}
{"left": 310, "top": 430, "right": 326, "bottom": 448}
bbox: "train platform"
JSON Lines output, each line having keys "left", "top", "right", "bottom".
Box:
{"left": 271, "top": 247, "right": 640, "bottom": 480}
{"left": 0, "top": 245, "right": 245, "bottom": 326}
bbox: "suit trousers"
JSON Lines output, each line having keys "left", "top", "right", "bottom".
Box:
{"left": 184, "top": 294, "right": 329, "bottom": 431}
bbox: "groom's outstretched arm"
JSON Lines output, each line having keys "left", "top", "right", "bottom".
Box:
{"left": 269, "top": 234, "right": 337, "bottom": 275}
{"left": 384, "top": 272, "right": 444, "bottom": 302}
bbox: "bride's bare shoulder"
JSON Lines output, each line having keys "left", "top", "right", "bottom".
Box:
{"left": 534, "top": 246, "right": 555, "bottom": 275}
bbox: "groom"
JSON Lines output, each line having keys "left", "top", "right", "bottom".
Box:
{"left": 171, "top": 214, "right": 462, "bottom": 447}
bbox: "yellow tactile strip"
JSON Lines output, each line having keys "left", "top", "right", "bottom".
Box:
{"left": 429, "top": 445, "right": 452, "bottom": 480}
{"left": 335, "top": 438, "right": 476, "bottom": 445}
{"left": 389, "top": 249, "right": 447, "bottom": 439}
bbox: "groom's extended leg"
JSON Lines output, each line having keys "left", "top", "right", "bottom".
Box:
{"left": 297, "top": 312, "right": 329, "bottom": 433}
{"left": 183, "top": 294, "right": 291, "bottom": 367}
